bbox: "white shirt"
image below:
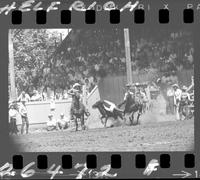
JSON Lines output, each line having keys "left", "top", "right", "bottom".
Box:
{"left": 19, "top": 103, "right": 27, "bottom": 116}
{"left": 47, "top": 119, "right": 57, "bottom": 127}
{"left": 58, "top": 117, "right": 69, "bottom": 125}
{"left": 31, "top": 94, "right": 42, "bottom": 101}
{"left": 9, "top": 109, "right": 18, "bottom": 119}
{"left": 174, "top": 89, "right": 182, "bottom": 100}
{"left": 174, "top": 89, "right": 182, "bottom": 105}
{"left": 167, "top": 88, "right": 174, "bottom": 97}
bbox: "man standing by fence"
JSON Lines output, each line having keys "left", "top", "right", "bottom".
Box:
{"left": 19, "top": 100, "right": 29, "bottom": 134}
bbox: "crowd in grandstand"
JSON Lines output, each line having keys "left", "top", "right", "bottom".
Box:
{"left": 57, "top": 29, "right": 193, "bottom": 84}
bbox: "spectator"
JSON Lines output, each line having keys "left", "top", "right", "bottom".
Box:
{"left": 57, "top": 113, "right": 69, "bottom": 130}
{"left": 19, "top": 100, "right": 29, "bottom": 134}
{"left": 9, "top": 103, "right": 19, "bottom": 135}
{"left": 17, "top": 91, "right": 30, "bottom": 102}
{"left": 50, "top": 97, "right": 56, "bottom": 116}
{"left": 42, "top": 91, "right": 47, "bottom": 101}
{"left": 63, "top": 89, "right": 69, "bottom": 99}
{"left": 31, "top": 90, "right": 42, "bottom": 101}
{"left": 46, "top": 114, "right": 58, "bottom": 131}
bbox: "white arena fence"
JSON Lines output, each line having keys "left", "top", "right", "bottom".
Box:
{"left": 15, "top": 85, "right": 101, "bottom": 127}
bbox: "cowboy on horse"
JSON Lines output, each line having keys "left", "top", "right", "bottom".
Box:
{"left": 118, "top": 83, "right": 143, "bottom": 125}
{"left": 118, "top": 83, "right": 134, "bottom": 110}
{"left": 68, "top": 83, "right": 89, "bottom": 131}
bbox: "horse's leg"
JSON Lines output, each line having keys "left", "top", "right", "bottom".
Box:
{"left": 81, "top": 114, "right": 85, "bottom": 130}
{"left": 100, "top": 117, "right": 104, "bottom": 125}
{"left": 136, "top": 113, "right": 140, "bottom": 125}
{"left": 104, "top": 117, "right": 108, "bottom": 128}
{"left": 74, "top": 117, "right": 78, "bottom": 131}
{"left": 136, "top": 105, "right": 142, "bottom": 125}
{"left": 117, "top": 110, "right": 124, "bottom": 121}
{"left": 130, "top": 112, "right": 134, "bottom": 125}
{"left": 123, "top": 111, "right": 126, "bottom": 124}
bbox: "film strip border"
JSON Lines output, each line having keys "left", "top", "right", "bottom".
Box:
{"left": 11, "top": 153, "right": 195, "bottom": 169}
{"left": 10, "top": 9, "right": 195, "bottom": 25}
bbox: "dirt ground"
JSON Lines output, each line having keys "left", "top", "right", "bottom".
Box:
{"left": 13, "top": 117, "right": 194, "bottom": 152}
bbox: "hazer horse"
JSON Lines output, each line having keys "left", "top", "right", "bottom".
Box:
{"left": 92, "top": 100, "right": 124, "bottom": 127}
{"left": 118, "top": 93, "right": 143, "bottom": 125}
{"left": 71, "top": 95, "right": 90, "bottom": 131}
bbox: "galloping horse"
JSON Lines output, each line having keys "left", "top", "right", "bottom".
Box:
{"left": 92, "top": 100, "right": 124, "bottom": 127}
{"left": 118, "top": 93, "right": 143, "bottom": 125}
{"left": 71, "top": 95, "right": 90, "bottom": 131}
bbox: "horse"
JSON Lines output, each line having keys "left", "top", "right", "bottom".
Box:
{"left": 92, "top": 100, "right": 124, "bottom": 127}
{"left": 71, "top": 95, "right": 90, "bottom": 131}
{"left": 118, "top": 93, "right": 143, "bottom": 125}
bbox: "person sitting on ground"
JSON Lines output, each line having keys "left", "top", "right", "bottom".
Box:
{"left": 57, "top": 113, "right": 69, "bottom": 130}
{"left": 17, "top": 91, "right": 30, "bottom": 103}
{"left": 46, "top": 114, "right": 58, "bottom": 131}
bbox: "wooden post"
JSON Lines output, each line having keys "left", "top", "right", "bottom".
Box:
{"left": 8, "top": 29, "right": 17, "bottom": 101}
{"left": 124, "top": 28, "right": 132, "bottom": 84}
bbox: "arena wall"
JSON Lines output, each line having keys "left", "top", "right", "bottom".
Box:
{"left": 16, "top": 99, "right": 72, "bottom": 125}
{"left": 16, "top": 86, "right": 101, "bottom": 127}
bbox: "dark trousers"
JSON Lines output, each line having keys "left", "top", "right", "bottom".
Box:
{"left": 21, "top": 115, "right": 29, "bottom": 134}
{"left": 9, "top": 118, "right": 19, "bottom": 134}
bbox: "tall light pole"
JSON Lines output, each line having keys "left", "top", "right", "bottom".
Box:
{"left": 9, "top": 29, "right": 17, "bottom": 101}
{"left": 124, "top": 28, "right": 132, "bottom": 84}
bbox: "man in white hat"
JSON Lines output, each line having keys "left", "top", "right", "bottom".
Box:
{"left": 118, "top": 83, "right": 134, "bottom": 108}
{"left": 172, "top": 84, "right": 182, "bottom": 120}
{"left": 68, "top": 83, "right": 82, "bottom": 120}
{"left": 179, "top": 85, "right": 192, "bottom": 120}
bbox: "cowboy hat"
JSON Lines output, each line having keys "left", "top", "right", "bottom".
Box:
{"left": 73, "top": 83, "right": 81, "bottom": 88}
{"left": 60, "top": 113, "right": 64, "bottom": 116}
{"left": 182, "top": 85, "right": 187, "bottom": 91}
{"left": 172, "top": 84, "right": 179, "bottom": 88}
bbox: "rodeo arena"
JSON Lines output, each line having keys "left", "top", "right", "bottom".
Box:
{"left": 8, "top": 28, "right": 194, "bottom": 151}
